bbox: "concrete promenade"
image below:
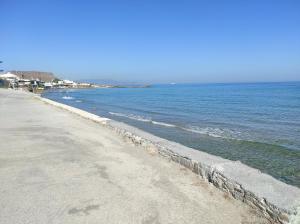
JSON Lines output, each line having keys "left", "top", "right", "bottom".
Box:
{"left": 0, "top": 89, "right": 270, "bottom": 224}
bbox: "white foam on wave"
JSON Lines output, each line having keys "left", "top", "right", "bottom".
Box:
{"left": 182, "top": 127, "right": 224, "bottom": 138}
{"left": 108, "top": 112, "right": 241, "bottom": 139}
{"left": 182, "top": 126, "right": 241, "bottom": 139}
{"left": 109, "top": 112, "right": 151, "bottom": 122}
{"left": 151, "top": 121, "right": 177, "bottom": 127}
{"left": 62, "top": 96, "right": 74, "bottom": 100}
{"left": 109, "top": 112, "right": 176, "bottom": 127}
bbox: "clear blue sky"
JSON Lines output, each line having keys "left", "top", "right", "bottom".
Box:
{"left": 1, "top": 0, "right": 300, "bottom": 83}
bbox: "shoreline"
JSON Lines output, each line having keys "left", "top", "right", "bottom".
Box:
{"left": 41, "top": 82, "right": 300, "bottom": 189}
{"left": 36, "top": 93, "right": 300, "bottom": 223}
{"left": 1, "top": 88, "right": 272, "bottom": 224}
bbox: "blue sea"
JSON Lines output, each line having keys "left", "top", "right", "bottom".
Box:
{"left": 42, "top": 82, "right": 300, "bottom": 187}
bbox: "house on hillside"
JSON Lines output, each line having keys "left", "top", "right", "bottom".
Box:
{"left": 0, "top": 72, "right": 19, "bottom": 88}
{"left": 0, "top": 72, "right": 19, "bottom": 81}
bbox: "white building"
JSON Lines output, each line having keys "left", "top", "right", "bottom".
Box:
{"left": 18, "top": 79, "right": 31, "bottom": 87}
{"left": 44, "top": 82, "right": 53, "bottom": 88}
{"left": 63, "top": 79, "right": 77, "bottom": 87}
{"left": 0, "top": 72, "right": 19, "bottom": 81}
{"left": 0, "top": 72, "right": 19, "bottom": 88}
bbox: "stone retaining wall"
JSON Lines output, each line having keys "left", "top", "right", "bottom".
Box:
{"left": 106, "top": 123, "right": 294, "bottom": 224}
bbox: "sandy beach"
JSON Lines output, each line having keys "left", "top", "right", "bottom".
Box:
{"left": 0, "top": 88, "right": 273, "bottom": 224}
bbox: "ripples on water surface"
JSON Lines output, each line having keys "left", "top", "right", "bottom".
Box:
{"left": 43, "top": 82, "right": 300, "bottom": 187}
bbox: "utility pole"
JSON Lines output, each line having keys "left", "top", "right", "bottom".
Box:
{"left": 0, "top": 61, "right": 3, "bottom": 72}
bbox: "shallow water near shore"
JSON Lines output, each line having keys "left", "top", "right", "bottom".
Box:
{"left": 43, "top": 82, "right": 300, "bottom": 187}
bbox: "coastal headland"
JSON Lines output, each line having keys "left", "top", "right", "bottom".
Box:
{"left": 0, "top": 89, "right": 299, "bottom": 224}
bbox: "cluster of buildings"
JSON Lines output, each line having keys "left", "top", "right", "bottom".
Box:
{"left": 0, "top": 72, "right": 94, "bottom": 93}
{"left": 0, "top": 70, "right": 150, "bottom": 92}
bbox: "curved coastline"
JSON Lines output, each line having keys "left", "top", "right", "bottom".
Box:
{"left": 42, "top": 86, "right": 300, "bottom": 188}
{"left": 36, "top": 95, "right": 300, "bottom": 224}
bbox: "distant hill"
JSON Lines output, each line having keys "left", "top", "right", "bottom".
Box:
{"left": 10, "top": 71, "right": 56, "bottom": 82}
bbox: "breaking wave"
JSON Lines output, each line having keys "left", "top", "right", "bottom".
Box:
{"left": 151, "top": 121, "right": 176, "bottom": 127}
{"left": 108, "top": 112, "right": 176, "bottom": 127}
{"left": 108, "top": 112, "right": 241, "bottom": 138}
{"left": 182, "top": 126, "right": 242, "bottom": 139}
{"left": 109, "top": 112, "right": 151, "bottom": 122}
{"left": 62, "top": 96, "right": 74, "bottom": 100}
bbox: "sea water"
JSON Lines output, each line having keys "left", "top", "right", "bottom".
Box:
{"left": 43, "top": 82, "right": 300, "bottom": 187}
